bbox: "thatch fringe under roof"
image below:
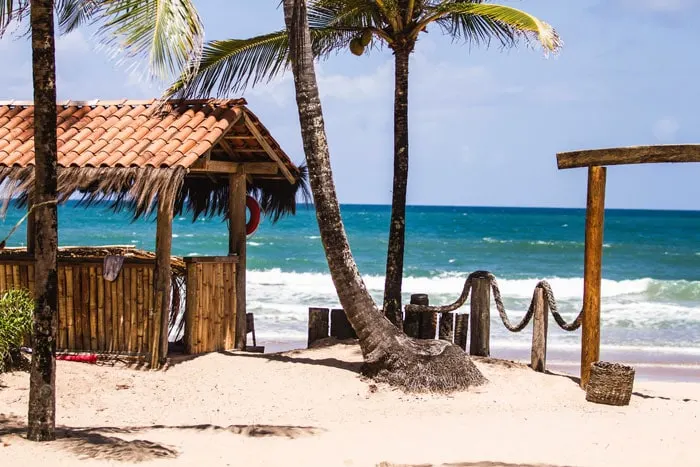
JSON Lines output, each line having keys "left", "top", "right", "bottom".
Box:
{"left": 0, "top": 99, "right": 309, "bottom": 220}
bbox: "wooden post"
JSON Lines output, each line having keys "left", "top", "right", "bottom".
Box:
{"left": 308, "top": 307, "right": 329, "bottom": 347}
{"left": 229, "top": 173, "right": 247, "bottom": 350}
{"left": 330, "top": 309, "right": 356, "bottom": 340}
{"left": 26, "top": 197, "right": 36, "bottom": 254}
{"left": 439, "top": 312, "right": 454, "bottom": 342}
{"left": 454, "top": 314, "right": 468, "bottom": 351}
{"left": 151, "top": 195, "right": 174, "bottom": 368}
{"left": 530, "top": 287, "right": 549, "bottom": 373}
{"left": 470, "top": 277, "right": 491, "bottom": 357}
{"left": 581, "top": 166, "right": 606, "bottom": 388}
{"left": 405, "top": 293, "right": 425, "bottom": 338}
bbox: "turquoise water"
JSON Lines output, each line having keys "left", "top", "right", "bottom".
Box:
{"left": 2, "top": 202, "right": 699, "bottom": 353}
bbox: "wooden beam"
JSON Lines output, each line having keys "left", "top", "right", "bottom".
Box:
{"left": 218, "top": 138, "right": 237, "bottom": 158}
{"left": 151, "top": 194, "right": 174, "bottom": 368}
{"left": 189, "top": 160, "right": 279, "bottom": 175}
{"left": 243, "top": 115, "right": 296, "bottom": 184}
{"left": 557, "top": 144, "right": 700, "bottom": 169}
{"left": 581, "top": 166, "right": 606, "bottom": 388}
{"left": 229, "top": 172, "right": 247, "bottom": 350}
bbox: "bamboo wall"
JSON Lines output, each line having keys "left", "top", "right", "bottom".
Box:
{"left": 184, "top": 256, "right": 238, "bottom": 354}
{"left": 0, "top": 257, "right": 157, "bottom": 356}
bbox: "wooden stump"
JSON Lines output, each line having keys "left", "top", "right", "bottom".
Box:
{"left": 404, "top": 294, "right": 425, "bottom": 338}
{"left": 530, "top": 287, "right": 549, "bottom": 373}
{"left": 308, "top": 307, "right": 329, "bottom": 347}
{"left": 454, "top": 313, "right": 468, "bottom": 351}
{"left": 330, "top": 309, "right": 356, "bottom": 340}
{"left": 439, "top": 312, "right": 454, "bottom": 342}
{"left": 469, "top": 277, "right": 490, "bottom": 357}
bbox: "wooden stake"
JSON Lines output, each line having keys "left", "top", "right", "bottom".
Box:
{"left": 308, "top": 307, "right": 329, "bottom": 347}
{"left": 439, "top": 312, "right": 454, "bottom": 342}
{"left": 330, "top": 309, "right": 356, "bottom": 340}
{"left": 469, "top": 277, "right": 491, "bottom": 357}
{"left": 65, "top": 267, "right": 74, "bottom": 350}
{"left": 530, "top": 287, "right": 549, "bottom": 373}
{"left": 581, "top": 166, "right": 606, "bottom": 388}
{"left": 404, "top": 294, "right": 425, "bottom": 339}
{"left": 454, "top": 313, "right": 468, "bottom": 351}
{"left": 229, "top": 172, "right": 247, "bottom": 350}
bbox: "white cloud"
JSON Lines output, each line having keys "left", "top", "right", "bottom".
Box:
{"left": 652, "top": 117, "right": 680, "bottom": 141}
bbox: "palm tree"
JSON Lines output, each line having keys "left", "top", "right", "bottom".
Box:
{"left": 0, "top": 0, "right": 204, "bottom": 441}
{"left": 282, "top": 0, "right": 485, "bottom": 392}
{"left": 168, "top": 0, "right": 561, "bottom": 329}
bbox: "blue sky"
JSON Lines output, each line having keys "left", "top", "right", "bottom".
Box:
{"left": 1, "top": 0, "right": 699, "bottom": 210}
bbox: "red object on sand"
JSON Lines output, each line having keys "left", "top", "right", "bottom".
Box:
{"left": 56, "top": 354, "right": 98, "bottom": 364}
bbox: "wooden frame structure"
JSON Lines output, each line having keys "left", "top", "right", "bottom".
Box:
{"left": 557, "top": 144, "right": 700, "bottom": 387}
{"left": 0, "top": 99, "right": 306, "bottom": 368}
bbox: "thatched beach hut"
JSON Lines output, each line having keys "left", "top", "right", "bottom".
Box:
{"left": 0, "top": 98, "right": 307, "bottom": 367}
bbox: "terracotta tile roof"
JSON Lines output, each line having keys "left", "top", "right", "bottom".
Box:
{"left": 0, "top": 98, "right": 299, "bottom": 178}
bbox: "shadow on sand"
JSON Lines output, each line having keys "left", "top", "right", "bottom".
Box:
{"left": 0, "top": 414, "right": 323, "bottom": 462}
{"left": 378, "top": 462, "right": 576, "bottom": 467}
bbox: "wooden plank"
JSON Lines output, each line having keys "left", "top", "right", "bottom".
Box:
{"left": 124, "top": 267, "right": 132, "bottom": 351}
{"left": 27, "top": 264, "right": 35, "bottom": 293}
{"left": 217, "top": 262, "right": 225, "bottom": 350}
{"left": 531, "top": 287, "right": 549, "bottom": 373}
{"left": 581, "top": 166, "right": 607, "bottom": 388}
{"left": 104, "top": 272, "right": 113, "bottom": 352}
{"left": 65, "top": 267, "right": 75, "bottom": 350}
{"left": 80, "top": 266, "right": 90, "bottom": 351}
{"left": 12, "top": 265, "right": 20, "bottom": 289}
{"left": 184, "top": 255, "right": 240, "bottom": 264}
{"left": 145, "top": 267, "right": 153, "bottom": 355}
{"left": 5, "top": 265, "right": 13, "bottom": 289}
{"left": 130, "top": 266, "right": 138, "bottom": 353}
{"left": 19, "top": 264, "right": 28, "bottom": 289}
{"left": 57, "top": 266, "right": 67, "bottom": 349}
{"left": 330, "top": 309, "right": 356, "bottom": 340}
{"left": 185, "top": 263, "right": 195, "bottom": 353}
{"left": 0, "top": 265, "right": 6, "bottom": 292}
{"left": 229, "top": 173, "right": 247, "bottom": 350}
{"left": 308, "top": 308, "right": 329, "bottom": 347}
{"left": 243, "top": 114, "right": 296, "bottom": 184}
{"left": 557, "top": 144, "right": 700, "bottom": 169}
{"left": 89, "top": 267, "right": 98, "bottom": 350}
{"left": 116, "top": 268, "right": 124, "bottom": 351}
{"left": 469, "top": 277, "right": 491, "bottom": 357}
{"left": 222, "top": 261, "right": 231, "bottom": 349}
{"left": 96, "top": 266, "right": 105, "bottom": 350}
{"left": 136, "top": 266, "right": 145, "bottom": 353}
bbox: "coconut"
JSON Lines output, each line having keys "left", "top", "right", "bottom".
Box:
{"left": 349, "top": 38, "right": 365, "bottom": 56}
{"left": 360, "top": 29, "right": 372, "bottom": 47}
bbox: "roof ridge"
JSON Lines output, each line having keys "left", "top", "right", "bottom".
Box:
{"left": 0, "top": 98, "right": 248, "bottom": 107}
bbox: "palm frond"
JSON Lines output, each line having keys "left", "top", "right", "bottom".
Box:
{"left": 426, "top": 1, "right": 561, "bottom": 52}
{"left": 96, "top": 0, "right": 204, "bottom": 81}
{"left": 55, "top": 0, "right": 100, "bottom": 34}
{"left": 167, "top": 27, "right": 357, "bottom": 98}
{"left": 0, "top": 0, "right": 28, "bottom": 36}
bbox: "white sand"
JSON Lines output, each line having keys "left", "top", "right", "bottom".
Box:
{"left": 1, "top": 343, "right": 698, "bottom": 467}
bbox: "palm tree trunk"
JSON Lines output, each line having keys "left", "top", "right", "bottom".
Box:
{"left": 382, "top": 46, "right": 411, "bottom": 330}
{"left": 283, "top": 0, "right": 485, "bottom": 393}
{"left": 282, "top": 0, "right": 398, "bottom": 362}
{"left": 27, "top": 0, "right": 58, "bottom": 442}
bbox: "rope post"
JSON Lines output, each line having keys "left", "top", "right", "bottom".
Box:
{"left": 530, "top": 287, "right": 549, "bottom": 372}
{"left": 581, "top": 166, "right": 607, "bottom": 388}
{"left": 416, "top": 295, "right": 437, "bottom": 339}
{"left": 454, "top": 314, "right": 468, "bottom": 351}
{"left": 330, "top": 309, "right": 356, "bottom": 340}
{"left": 470, "top": 277, "right": 490, "bottom": 357}
{"left": 404, "top": 294, "right": 424, "bottom": 338}
{"left": 308, "top": 307, "right": 329, "bottom": 348}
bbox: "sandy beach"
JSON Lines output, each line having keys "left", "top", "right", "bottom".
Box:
{"left": 1, "top": 342, "right": 698, "bottom": 467}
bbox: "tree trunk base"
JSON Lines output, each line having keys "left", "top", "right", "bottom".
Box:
{"left": 362, "top": 334, "right": 486, "bottom": 393}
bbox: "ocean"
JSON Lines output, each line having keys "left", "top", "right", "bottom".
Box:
{"left": 2, "top": 202, "right": 699, "bottom": 369}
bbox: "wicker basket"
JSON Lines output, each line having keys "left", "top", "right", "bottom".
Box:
{"left": 586, "top": 361, "right": 635, "bottom": 406}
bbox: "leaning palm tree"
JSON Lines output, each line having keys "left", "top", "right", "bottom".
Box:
{"left": 0, "top": 0, "right": 204, "bottom": 441}
{"left": 279, "top": 0, "right": 487, "bottom": 392}
{"left": 168, "top": 0, "right": 561, "bottom": 329}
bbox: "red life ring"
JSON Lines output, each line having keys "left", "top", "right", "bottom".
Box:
{"left": 246, "top": 196, "right": 261, "bottom": 235}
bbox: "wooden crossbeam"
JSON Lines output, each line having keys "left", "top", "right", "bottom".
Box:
{"left": 557, "top": 144, "right": 700, "bottom": 169}
{"left": 189, "top": 160, "right": 279, "bottom": 175}
{"left": 243, "top": 114, "right": 296, "bottom": 184}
